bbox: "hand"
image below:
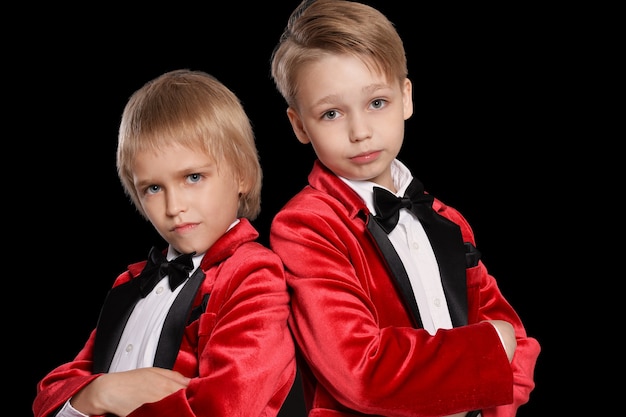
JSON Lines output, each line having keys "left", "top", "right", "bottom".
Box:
{"left": 70, "top": 367, "right": 190, "bottom": 416}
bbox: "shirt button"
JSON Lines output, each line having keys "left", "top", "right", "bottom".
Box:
{"left": 156, "top": 286, "right": 164, "bottom": 294}
{"left": 125, "top": 344, "right": 133, "bottom": 353}
{"left": 434, "top": 298, "right": 441, "bottom": 307}
{"left": 412, "top": 241, "right": 419, "bottom": 249}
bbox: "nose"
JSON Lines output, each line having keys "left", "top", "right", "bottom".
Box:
{"left": 349, "top": 112, "right": 372, "bottom": 142}
{"left": 165, "top": 188, "right": 187, "bottom": 217}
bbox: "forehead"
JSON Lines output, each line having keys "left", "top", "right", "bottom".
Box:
{"left": 132, "top": 143, "right": 213, "bottom": 169}
{"left": 296, "top": 54, "right": 391, "bottom": 98}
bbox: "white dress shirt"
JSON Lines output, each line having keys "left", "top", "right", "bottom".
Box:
{"left": 340, "top": 159, "right": 453, "bottom": 335}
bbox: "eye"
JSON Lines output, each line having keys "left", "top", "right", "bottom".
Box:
{"left": 322, "top": 110, "right": 338, "bottom": 120}
{"left": 146, "top": 184, "right": 161, "bottom": 195}
{"left": 370, "top": 99, "right": 386, "bottom": 109}
{"left": 187, "top": 173, "right": 202, "bottom": 183}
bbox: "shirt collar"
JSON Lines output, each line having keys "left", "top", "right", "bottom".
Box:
{"left": 338, "top": 159, "right": 413, "bottom": 216}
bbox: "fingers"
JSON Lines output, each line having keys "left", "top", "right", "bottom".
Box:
{"left": 145, "top": 367, "right": 191, "bottom": 386}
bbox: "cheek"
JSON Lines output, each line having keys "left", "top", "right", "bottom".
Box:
{"left": 309, "top": 140, "right": 335, "bottom": 163}
{"left": 140, "top": 195, "right": 165, "bottom": 219}
{"left": 205, "top": 181, "right": 240, "bottom": 209}
{"left": 392, "top": 113, "right": 407, "bottom": 139}
{"left": 309, "top": 128, "right": 342, "bottom": 155}
{"left": 141, "top": 205, "right": 160, "bottom": 225}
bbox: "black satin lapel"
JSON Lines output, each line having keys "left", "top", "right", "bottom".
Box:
{"left": 153, "top": 267, "right": 206, "bottom": 369}
{"left": 368, "top": 215, "right": 422, "bottom": 328}
{"left": 422, "top": 213, "right": 468, "bottom": 327}
{"left": 92, "top": 279, "right": 142, "bottom": 373}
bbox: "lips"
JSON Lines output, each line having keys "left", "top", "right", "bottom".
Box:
{"left": 173, "top": 223, "right": 198, "bottom": 233}
{"left": 351, "top": 150, "right": 381, "bottom": 164}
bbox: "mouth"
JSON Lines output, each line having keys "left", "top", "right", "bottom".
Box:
{"left": 172, "top": 223, "right": 198, "bottom": 233}
{"left": 350, "top": 150, "right": 381, "bottom": 163}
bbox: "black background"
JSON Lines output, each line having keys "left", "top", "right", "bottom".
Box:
{"left": 22, "top": 1, "right": 569, "bottom": 415}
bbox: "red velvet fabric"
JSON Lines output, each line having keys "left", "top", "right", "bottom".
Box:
{"left": 34, "top": 218, "right": 296, "bottom": 417}
{"left": 270, "top": 161, "right": 540, "bottom": 417}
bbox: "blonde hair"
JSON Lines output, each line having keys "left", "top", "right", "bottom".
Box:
{"left": 117, "top": 69, "right": 262, "bottom": 220}
{"left": 271, "top": 0, "right": 408, "bottom": 109}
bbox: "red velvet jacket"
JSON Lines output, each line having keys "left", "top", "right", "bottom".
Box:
{"left": 270, "top": 161, "right": 540, "bottom": 417}
{"left": 34, "top": 218, "right": 296, "bottom": 417}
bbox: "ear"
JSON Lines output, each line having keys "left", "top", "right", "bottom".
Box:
{"left": 238, "top": 178, "right": 247, "bottom": 195}
{"left": 286, "top": 107, "right": 311, "bottom": 144}
{"left": 402, "top": 78, "right": 413, "bottom": 120}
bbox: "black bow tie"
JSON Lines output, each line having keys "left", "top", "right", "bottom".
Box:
{"left": 138, "top": 247, "right": 196, "bottom": 297}
{"left": 373, "top": 178, "right": 434, "bottom": 234}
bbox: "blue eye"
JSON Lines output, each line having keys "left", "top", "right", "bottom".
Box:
{"left": 188, "top": 173, "right": 202, "bottom": 183}
{"left": 147, "top": 185, "right": 160, "bottom": 195}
